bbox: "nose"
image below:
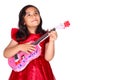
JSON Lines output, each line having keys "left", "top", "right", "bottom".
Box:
{"left": 31, "top": 14, "right": 36, "bottom": 18}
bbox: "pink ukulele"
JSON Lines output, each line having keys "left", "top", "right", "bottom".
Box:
{"left": 8, "top": 21, "right": 70, "bottom": 72}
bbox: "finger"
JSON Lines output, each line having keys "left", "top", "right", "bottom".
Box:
{"left": 26, "top": 41, "right": 34, "bottom": 44}
{"left": 30, "top": 47, "right": 36, "bottom": 51}
{"left": 30, "top": 44, "right": 36, "bottom": 48}
{"left": 27, "top": 49, "right": 34, "bottom": 53}
{"left": 26, "top": 49, "right": 35, "bottom": 54}
{"left": 26, "top": 50, "right": 30, "bottom": 54}
{"left": 51, "top": 32, "right": 57, "bottom": 39}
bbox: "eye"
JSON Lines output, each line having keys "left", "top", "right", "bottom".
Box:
{"left": 34, "top": 12, "right": 39, "bottom": 15}
{"left": 26, "top": 13, "right": 31, "bottom": 17}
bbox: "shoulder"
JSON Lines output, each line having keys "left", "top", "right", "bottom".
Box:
{"left": 11, "top": 28, "right": 19, "bottom": 34}
{"left": 11, "top": 28, "right": 19, "bottom": 41}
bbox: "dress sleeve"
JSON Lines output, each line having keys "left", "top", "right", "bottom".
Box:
{"left": 11, "top": 28, "right": 18, "bottom": 41}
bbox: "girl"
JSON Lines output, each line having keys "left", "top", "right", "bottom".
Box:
{"left": 3, "top": 5, "right": 57, "bottom": 80}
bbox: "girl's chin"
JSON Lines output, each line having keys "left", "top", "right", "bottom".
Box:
{"left": 31, "top": 23, "right": 39, "bottom": 26}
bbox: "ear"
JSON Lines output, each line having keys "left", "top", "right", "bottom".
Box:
{"left": 24, "top": 23, "right": 26, "bottom": 25}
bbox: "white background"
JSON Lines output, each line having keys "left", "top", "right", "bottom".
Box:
{"left": 0, "top": 0, "right": 120, "bottom": 80}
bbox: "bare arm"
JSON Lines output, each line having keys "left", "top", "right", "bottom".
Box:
{"left": 3, "top": 40, "right": 36, "bottom": 58}
{"left": 3, "top": 40, "right": 20, "bottom": 58}
{"left": 45, "top": 31, "right": 57, "bottom": 61}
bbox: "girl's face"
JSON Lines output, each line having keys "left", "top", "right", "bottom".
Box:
{"left": 24, "top": 7, "right": 40, "bottom": 29}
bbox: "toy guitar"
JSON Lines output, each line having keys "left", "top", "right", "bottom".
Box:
{"left": 8, "top": 21, "right": 70, "bottom": 72}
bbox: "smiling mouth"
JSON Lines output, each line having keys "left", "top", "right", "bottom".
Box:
{"left": 32, "top": 20, "right": 38, "bottom": 23}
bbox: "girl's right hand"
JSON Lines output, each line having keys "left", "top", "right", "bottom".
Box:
{"left": 18, "top": 42, "right": 36, "bottom": 54}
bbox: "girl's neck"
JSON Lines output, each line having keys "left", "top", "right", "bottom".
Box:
{"left": 27, "top": 27, "right": 36, "bottom": 34}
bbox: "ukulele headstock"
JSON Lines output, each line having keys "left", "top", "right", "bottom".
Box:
{"left": 55, "top": 20, "right": 70, "bottom": 29}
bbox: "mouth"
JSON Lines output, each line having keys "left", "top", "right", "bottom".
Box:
{"left": 31, "top": 19, "right": 38, "bottom": 23}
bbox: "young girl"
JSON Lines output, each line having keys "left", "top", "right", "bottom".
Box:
{"left": 3, "top": 5, "right": 57, "bottom": 80}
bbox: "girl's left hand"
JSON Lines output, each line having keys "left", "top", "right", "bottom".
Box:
{"left": 49, "top": 31, "right": 57, "bottom": 42}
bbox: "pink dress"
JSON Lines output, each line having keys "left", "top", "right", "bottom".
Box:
{"left": 9, "top": 28, "right": 55, "bottom": 80}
